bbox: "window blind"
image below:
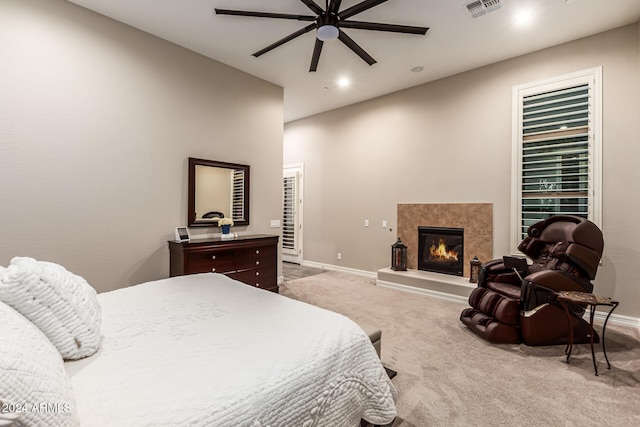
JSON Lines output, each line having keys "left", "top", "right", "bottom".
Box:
{"left": 519, "top": 84, "right": 591, "bottom": 239}
{"left": 232, "top": 170, "right": 245, "bottom": 221}
{"left": 282, "top": 176, "right": 296, "bottom": 251}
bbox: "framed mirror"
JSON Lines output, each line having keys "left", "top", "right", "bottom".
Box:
{"left": 188, "top": 157, "right": 250, "bottom": 227}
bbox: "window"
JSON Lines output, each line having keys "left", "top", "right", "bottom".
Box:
{"left": 511, "top": 67, "right": 602, "bottom": 253}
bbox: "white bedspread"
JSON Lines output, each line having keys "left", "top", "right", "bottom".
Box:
{"left": 65, "top": 273, "right": 396, "bottom": 427}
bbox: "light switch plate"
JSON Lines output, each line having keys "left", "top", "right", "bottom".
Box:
{"left": 270, "top": 219, "right": 281, "bottom": 228}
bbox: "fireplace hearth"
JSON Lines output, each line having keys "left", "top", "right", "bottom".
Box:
{"left": 418, "top": 226, "right": 464, "bottom": 276}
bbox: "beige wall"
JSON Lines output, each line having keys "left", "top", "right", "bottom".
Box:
{"left": 284, "top": 24, "right": 640, "bottom": 318}
{"left": 0, "top": 0, "right": 284, "bottom": 292}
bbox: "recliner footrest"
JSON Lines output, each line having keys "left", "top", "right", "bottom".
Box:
{"left": 460, "top": 307, "right": 520, "bottom": 344}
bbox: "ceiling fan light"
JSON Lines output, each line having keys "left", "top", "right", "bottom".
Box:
{"left": 317, "top": 25, "right": 339, "bottom": 41}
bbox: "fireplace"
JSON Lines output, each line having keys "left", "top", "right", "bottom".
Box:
{"left": 418, "top": 226, "right": 464, "bottom": 276}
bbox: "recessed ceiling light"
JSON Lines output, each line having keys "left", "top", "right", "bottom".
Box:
{"left": 513, "top": 9, "right": 534, "bottom": 27}
{"left": 338, "top": 77, "right": 350, "bottom": 88}
{"left": 411, "top": 66, "right": 424, "bottom": 73}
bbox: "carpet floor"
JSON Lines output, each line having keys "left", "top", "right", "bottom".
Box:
{"left": 282, "top": 262, "right": 325, "bottom": 281}
{"left": 280, "top": 271, "right": 640, "bottom": 427}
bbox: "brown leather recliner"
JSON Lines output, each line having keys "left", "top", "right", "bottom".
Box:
{"left": 460, "top": 215, "right": 604, "bottom": 346}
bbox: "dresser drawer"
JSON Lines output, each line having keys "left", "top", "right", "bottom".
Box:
{"left": 169, "top": 235, "right": 279, "bottom": 290}
{"left": 229, "top": 266, "right": 277, "bottom": 291}
{"left": 185, "top": 250, "right": 235, "bottom": 274}
{"left": 235, "top": 245, "right": 276, "bottom": 270}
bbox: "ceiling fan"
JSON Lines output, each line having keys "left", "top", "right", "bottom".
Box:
{"left": 215, "top": 0, "right": 429, "bottom": 72}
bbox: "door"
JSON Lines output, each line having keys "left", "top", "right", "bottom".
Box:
{"left": 283, "top": 164, "right": 303, "bottom": 264}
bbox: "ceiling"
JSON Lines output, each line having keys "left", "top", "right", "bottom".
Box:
{"left": 66, "top": 0, "right": 640, "bottom": 122}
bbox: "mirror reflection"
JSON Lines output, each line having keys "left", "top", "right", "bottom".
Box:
{"left": 188, "top": 158, "right": 250, "bottom": 227}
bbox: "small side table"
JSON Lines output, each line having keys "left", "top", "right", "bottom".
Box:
{"left": 555, "top": 290, "right": 619, "bottom": 376}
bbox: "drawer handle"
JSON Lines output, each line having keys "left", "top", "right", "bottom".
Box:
{"left": 256, "top": 250, "right": 260, "bottom": 254}
{"left": 256, "top": 261, "right": 260, "bottom": 266}
{"left": 211, "top": 268, "right": 216, "bottom": 273}
{"left": 255, "top": 272, "right": 260, "bottom": 276}
{"left": 256, "top": 283, "right": 260, "bottom": 288}
{"left": 211, "top": 255, "right": 216, "bottom": 260}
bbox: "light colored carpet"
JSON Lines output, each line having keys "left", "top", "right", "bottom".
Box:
{"left": 280, "top": 271, "right": 640, "bottom": 427}
{"left": 282, "top": 262, "right": 325, "bottom": 281}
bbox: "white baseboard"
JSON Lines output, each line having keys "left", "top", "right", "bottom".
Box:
{"left": 294, "top": 261, "right": 640, "bottom": 331}
{"left": 590, "top": 310, "right": 639, "bottom": 329}
{"left": 376, "top": 279, "right": 469, "bottom": 304}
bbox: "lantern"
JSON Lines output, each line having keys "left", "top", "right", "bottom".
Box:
{"left": 469, "top": 256, "right": 482, "bottom": 283}
{"left": 391, "top": 238, "right": 407, "bottom": 271}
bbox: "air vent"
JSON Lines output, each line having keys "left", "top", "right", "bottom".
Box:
{"left": 466, "top": 0, "right": 501, "bottom": 18}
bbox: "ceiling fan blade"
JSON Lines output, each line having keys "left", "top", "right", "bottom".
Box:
{"left": 338, "top": 31, "right": 376, "bottom": 66}
{"left": 252, "top": 23, "right": 317, "bottom": 57}
{"left": 339, "top": 0, "right": 388, "bottom": 20}
{"left": 299, "top": 0, "right": 324, "bottom": 15}
{"left": 215, "top": 9, "right": 315, "bottom": 22}
{"left": 328, "top": 0, "right": 343, "bottom": 15}
{"left": 340, "top": 20, "right": 428, "bottom": 35}
{"left": 309, "top": 39, "right": 324, "bottom": 72}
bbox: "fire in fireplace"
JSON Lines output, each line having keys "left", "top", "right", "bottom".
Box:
{"left": 418, "top": 226, "right": 464, "bottom": 276}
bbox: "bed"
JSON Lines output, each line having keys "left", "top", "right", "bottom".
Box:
{"left": 0, "top": 260, "right": 396, "bottom": 427}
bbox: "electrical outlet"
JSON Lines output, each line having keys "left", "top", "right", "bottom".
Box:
{"left": 337, "top": 253, "right": 342, "bottom": 260}
{"left": 364, "top": 219, "right": 369, "bottom": 227}
{"left": 382, "top": 220, "right": 388, "bottom": 228}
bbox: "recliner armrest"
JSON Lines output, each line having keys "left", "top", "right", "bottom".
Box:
{"left": 482, "top": 259, "right": 506, "bottom": 271}
{"left": 478, "top": 259, "right": 505, "bottom": 287}
{"left": 479, "top": 259, "right": 523, "bottom": 287}
{"left": 524, "top": 270, "right": 591, "bottom": 293}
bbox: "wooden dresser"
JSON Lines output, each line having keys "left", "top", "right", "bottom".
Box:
{"left": 168, "top": 234, "right": 279, "bottom": 293}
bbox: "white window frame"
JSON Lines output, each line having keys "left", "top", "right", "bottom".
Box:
{"left": 510, "top": 67, "right": 602, "bottom": 254}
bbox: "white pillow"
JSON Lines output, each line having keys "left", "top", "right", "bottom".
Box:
{"left": 0, "top": 300, "right": 79, "bottom": 427}
{"left": 0, "top": 257, "right": 102, "bottom": 360}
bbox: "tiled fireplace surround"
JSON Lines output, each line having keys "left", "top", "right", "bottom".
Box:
{"left": 377, "top": 203, "right": 493, "bottom": 300}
